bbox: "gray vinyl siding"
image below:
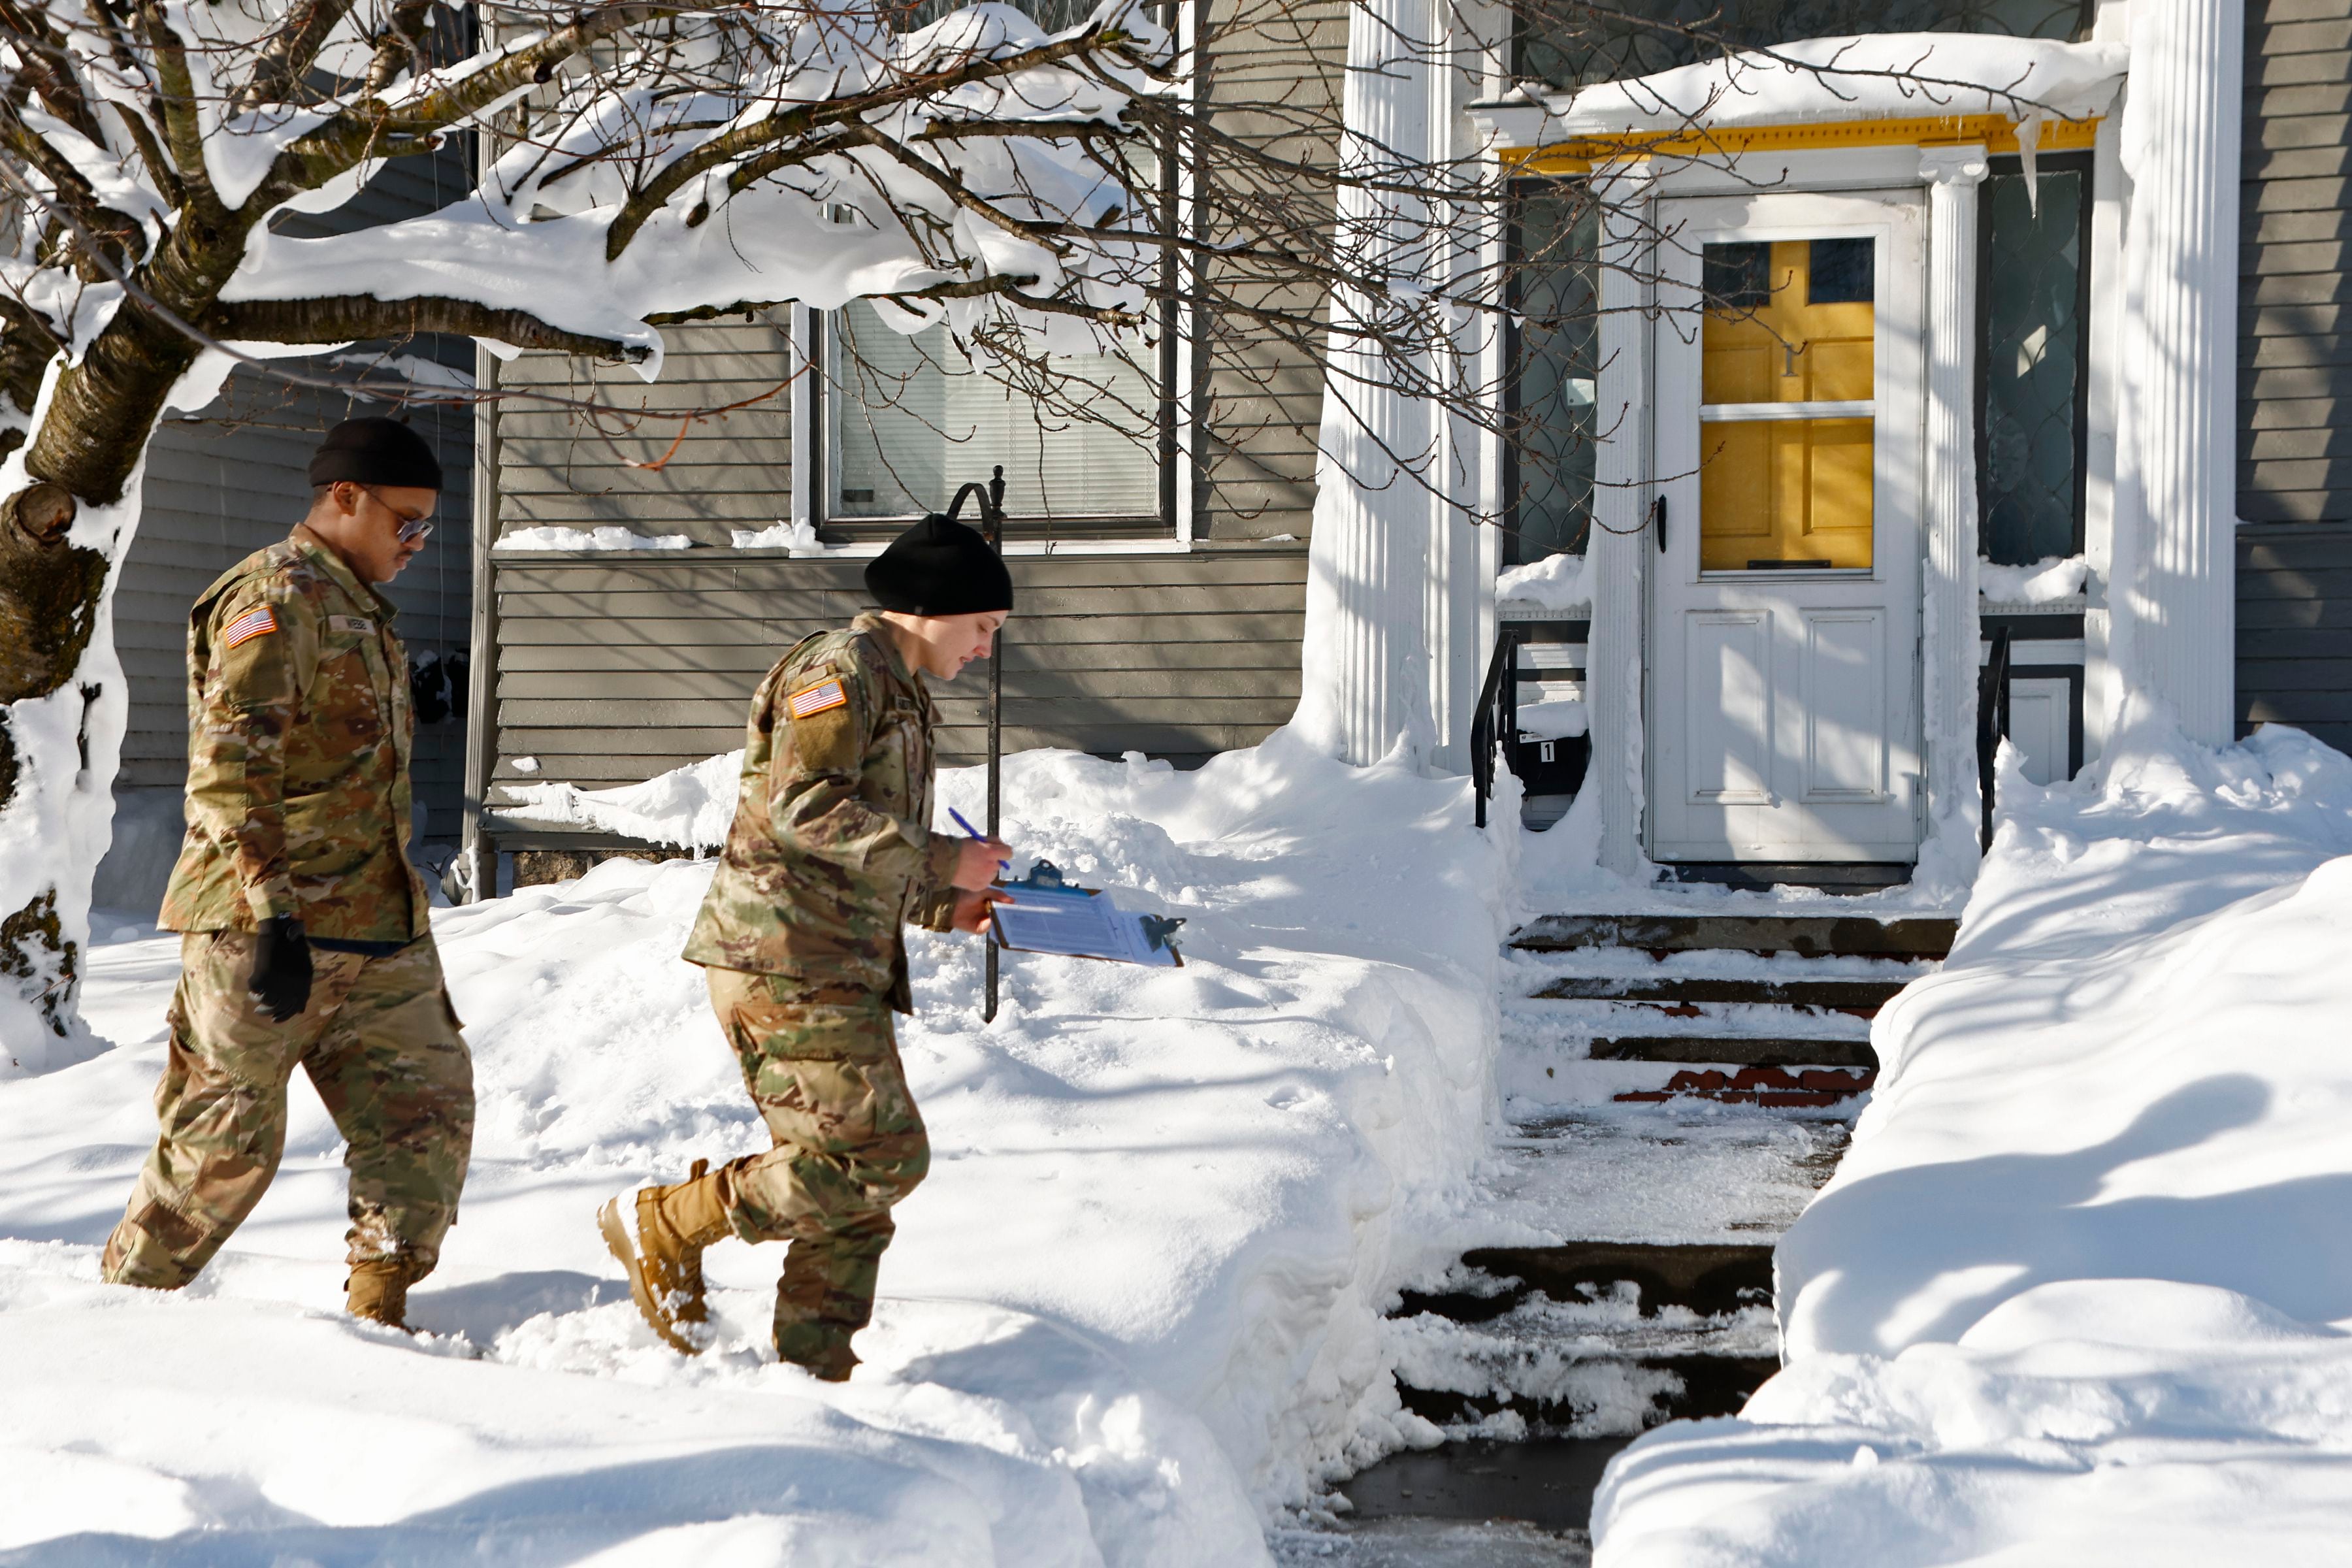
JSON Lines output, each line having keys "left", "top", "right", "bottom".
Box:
{"left": 493, "top": 317, "right": 796, "bottom": 542}
{"left": 1194, "top": 0, "right": 1343, "bottom": 542}
{"left": 2236, "top": 1, "right": 2352, "bottom": 745}
{"left": 2238, "top": 522, "right": 2352, "bottom": 748}
{"left": 483, "top": 547, "right": 1308, "bottom": 813}
{"left": 2239, "top": 0, "right": 2351, "bottom": 527}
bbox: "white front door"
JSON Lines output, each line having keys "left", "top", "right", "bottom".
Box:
{"left": 1648, "top": 189, "right": 1927, "bottom": 864}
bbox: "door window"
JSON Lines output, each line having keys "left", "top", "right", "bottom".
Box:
{"left": 1697, "top": 237, "right": 1876, "bottom": 572}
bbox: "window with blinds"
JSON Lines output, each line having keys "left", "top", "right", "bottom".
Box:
{"left": 825, "top": 301, "right": 1165, "bottom": 531}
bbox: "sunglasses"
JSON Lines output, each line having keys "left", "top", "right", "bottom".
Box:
{"left": 360, "top": 485, "right": 436, "bottom": 545}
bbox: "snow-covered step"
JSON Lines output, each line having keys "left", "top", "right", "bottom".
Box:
{"left": 1382, "top": 1105, "right": 1844, "bottom": 1446}
{"left": 1616, "top": 1065, "right": 1876, "bottom": 1107}
{"left": 1386, "top": 1284, "right": 1778, "bottom": 1435}
{"left": 1585, "top": 1032, "right": 1875, "bottom": 1068}
{"left": 1527, "top": 973, "right": 1908, "bottom": 1015}
{"left": 1512, "top": 913, "right": 1957, "bottom": 960}
{"left": 1420, "top": 1241, "right": 1771, "bottom": 1320}
{"left": 1485, "top": 1107, "right": 1848, "bottom": 1243}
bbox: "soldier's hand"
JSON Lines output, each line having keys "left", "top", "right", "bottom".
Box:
{"left": 248, "top": 915, "right": 314, "bottom": 1022}
{"left": 949, "top": 887, "right": 1011, "bottom": 934}
{"left": 951, "top": 836, "right": 1012, "bottom": 891}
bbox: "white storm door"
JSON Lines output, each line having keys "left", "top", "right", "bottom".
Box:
{"left": 1648, "top": 190, "right": 1927, "bottom": 864}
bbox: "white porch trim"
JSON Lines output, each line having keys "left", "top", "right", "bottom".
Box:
{"left": 1919, "top": 145, "right": 1990, "bottom": 877}
{"left": 2113, "top": 0, "right": 2244, "bottom": 745}
{"left": 1587, "top": 161, "right": 1655, "bottom": 879}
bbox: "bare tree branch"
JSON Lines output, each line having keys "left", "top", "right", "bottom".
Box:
{"left": 206, "top": 294, "right": 651, "bottom": 361}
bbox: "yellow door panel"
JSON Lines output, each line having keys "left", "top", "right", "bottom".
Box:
{"left": 1699, "top": 417, "right": 1875, "bottom": 570}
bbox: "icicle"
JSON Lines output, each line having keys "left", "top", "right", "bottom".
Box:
{"left": 2014, "top": 112, "right": 2044, "bottom": 217}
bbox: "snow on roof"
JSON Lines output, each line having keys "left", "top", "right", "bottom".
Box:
{"left": 1538, "top": 33, "right": 2128, "bottom": 139}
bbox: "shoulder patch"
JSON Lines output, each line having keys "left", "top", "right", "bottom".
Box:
{"left": 789, "top": 679, "right": 848, "bottom": 719}
{"left": 221, "top": 606, "right": 278, "bottom": 649}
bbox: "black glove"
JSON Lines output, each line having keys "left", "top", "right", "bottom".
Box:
{"left": 248, "top": 915, "right": 314, "bottom": 1023}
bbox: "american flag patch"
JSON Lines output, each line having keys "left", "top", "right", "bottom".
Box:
{"left": 788, "top": 679, "right": 847, "bottom": 718}
{"left": 221, "top": 606, "right": 277, "bottom": 649}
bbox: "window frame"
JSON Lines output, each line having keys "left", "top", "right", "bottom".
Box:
{"left": 802, "top": 5, "right": 1192, "bottom": 549}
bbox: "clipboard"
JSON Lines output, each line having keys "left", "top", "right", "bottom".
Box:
{"left": 988, "top": 860, "right": 1184, "bottom": 968}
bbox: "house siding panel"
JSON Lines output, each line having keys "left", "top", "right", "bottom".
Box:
{"left": 2241, "top": 0, "right": 2352, "bottom": 533}
{"left": 483, "top": 547, "right": 1309, "bottom": 810}
{"left": 2240, "top": 523, "right": 2352, "bottom": 745}
{"left": 2240, "top": 0, "right": 2352, "bottom": 743}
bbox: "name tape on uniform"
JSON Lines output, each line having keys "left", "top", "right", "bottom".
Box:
{"left": 788, "top": 679, "right": 849, "bottom": 718}
{"left": 330, "top": 615, "right": 376, "bottom": 636}
{"left": 221, "top": 606, "right": 278, "bottom": 648}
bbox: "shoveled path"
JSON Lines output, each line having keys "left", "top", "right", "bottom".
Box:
{"left": 1278, "top": 909, "right": 1953, "bottom": 1563}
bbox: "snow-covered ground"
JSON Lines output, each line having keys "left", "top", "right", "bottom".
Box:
{"left": 1594, "top": 714, "right": 2352, "bottom": 1566}
{"left": 0, "top": 737, "right": 1509, "bottom": 1563}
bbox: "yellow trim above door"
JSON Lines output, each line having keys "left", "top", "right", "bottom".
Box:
{"left": 1501, "top": 112, "right": 2099, "bottom": 176}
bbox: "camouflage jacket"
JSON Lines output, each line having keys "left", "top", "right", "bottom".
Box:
{"left": 158, "top": 531, "right": 427, "bottom": 942}
{"left": 681, "top": 614, "right": 962, "bottom": 1009}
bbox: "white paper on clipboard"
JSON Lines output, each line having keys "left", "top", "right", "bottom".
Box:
{"left": 988, "top": 864, "right": 1182, "bottom": 968}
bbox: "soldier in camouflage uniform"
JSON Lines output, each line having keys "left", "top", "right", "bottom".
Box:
{"left": 101, "top": 418, "right": 473, "bottom": 1332}
{"left": 601, "top": 514, "right": 1014, "bottom": 1380}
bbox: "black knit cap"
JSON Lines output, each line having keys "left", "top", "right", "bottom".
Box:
{"left": 864, "top": 514, "right": 1014, "bottom": 616}
{"left": 308, "top": 417, "right": 444, "bottom": 491}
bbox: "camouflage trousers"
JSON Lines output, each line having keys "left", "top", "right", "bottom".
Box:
{"left": 704, "top": 968, "right": 930, "bottom": 1371}
{"left": 103, "top": 930, "right": 475, "bottom": 1290}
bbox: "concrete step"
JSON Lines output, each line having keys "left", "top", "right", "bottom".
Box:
{"left": 1528, "top": 973, "right": 1908, "bottom": 1014}
{"left": 1335, "top": 1437, "right": 1625, "bottom": 1546}
{"left": 1389, "top": 1243, "right": 1780, "bottom": 1438}
{"left": 1587, "top": 1034, "right": 1878, "bottom": 1070}
{"left": 1433, "top": 1241, "right": 1774, "bottom": 1320}
{"left": 1482, "top": 1109, "right": 1848, "bottom": 1245}
{"left": 1395, "top": 1353, "right": 1780, "bottom": 1432}
{"left": 1616, "top": 1065, "right": 1876, "bottom": 1107}
{"left": 1512, "top": 913, "right": 1958, "bottom": 960}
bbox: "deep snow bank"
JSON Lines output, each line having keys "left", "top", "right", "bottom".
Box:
{"left": 0, "top": 736, "right": 1506, "bottom": 1561}
{"left": 1593, "top": 715, "right": 2352, "bottom": 1566}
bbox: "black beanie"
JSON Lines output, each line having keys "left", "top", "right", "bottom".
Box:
{"left": 864, "top": 514, "right": 1014, "bottom": 615}
{"left": 308, "top": 417, "right": 444, "bottom": 491}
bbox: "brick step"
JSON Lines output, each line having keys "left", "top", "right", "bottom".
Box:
{"left": 1588, "top": 1034, "right": 1878, "bottom": 1070}
{"left": 1397, "top": 1353, "right": 1780, "bottom": 1433}
{"left": 1512, "top": 913, "right": 1958, "bottom": 960}
{"left": 1617, "top": 1065, "right": 1876, "bottom": 1107}
{"left": 1529, "top": 974, "right": 1909, "bottom": 1014}
{"left": 1406, "top": 1241, "right": 1774, "bottom": 1322}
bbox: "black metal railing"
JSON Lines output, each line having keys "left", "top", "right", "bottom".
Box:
{"left": 1977, "top": 622, "right": 2013, "bottom": 853}
{"left": 1472, "top": 626, "right": 1524, "bottom": 829}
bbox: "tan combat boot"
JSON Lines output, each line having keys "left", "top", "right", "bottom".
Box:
{"left": 600, "top": 1158, "right": 729, "bottom": 1354}
{"left": 347, "top": 1258, "right": 413, "bottom": 1331}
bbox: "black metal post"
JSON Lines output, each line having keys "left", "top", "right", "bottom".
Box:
{"left": 983, "top": 466, "right": 1004, "bottom": 1022}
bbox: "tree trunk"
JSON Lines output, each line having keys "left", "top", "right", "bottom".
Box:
{"left": 0, "top": 308, "right": 201, "bottom": 1052}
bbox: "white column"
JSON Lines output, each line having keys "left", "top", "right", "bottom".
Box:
{"left": 1587, "top": 162, "right": 1653, "bottom": 877}
{"left": 1919, "top": 146, "right": 1987, "bottom": 868}
{"left": 1291, "top": 0, "right": 1442, "bottom": 766}
{"left": 2118, "top": 0, "right": 2244, "bottom": 744}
